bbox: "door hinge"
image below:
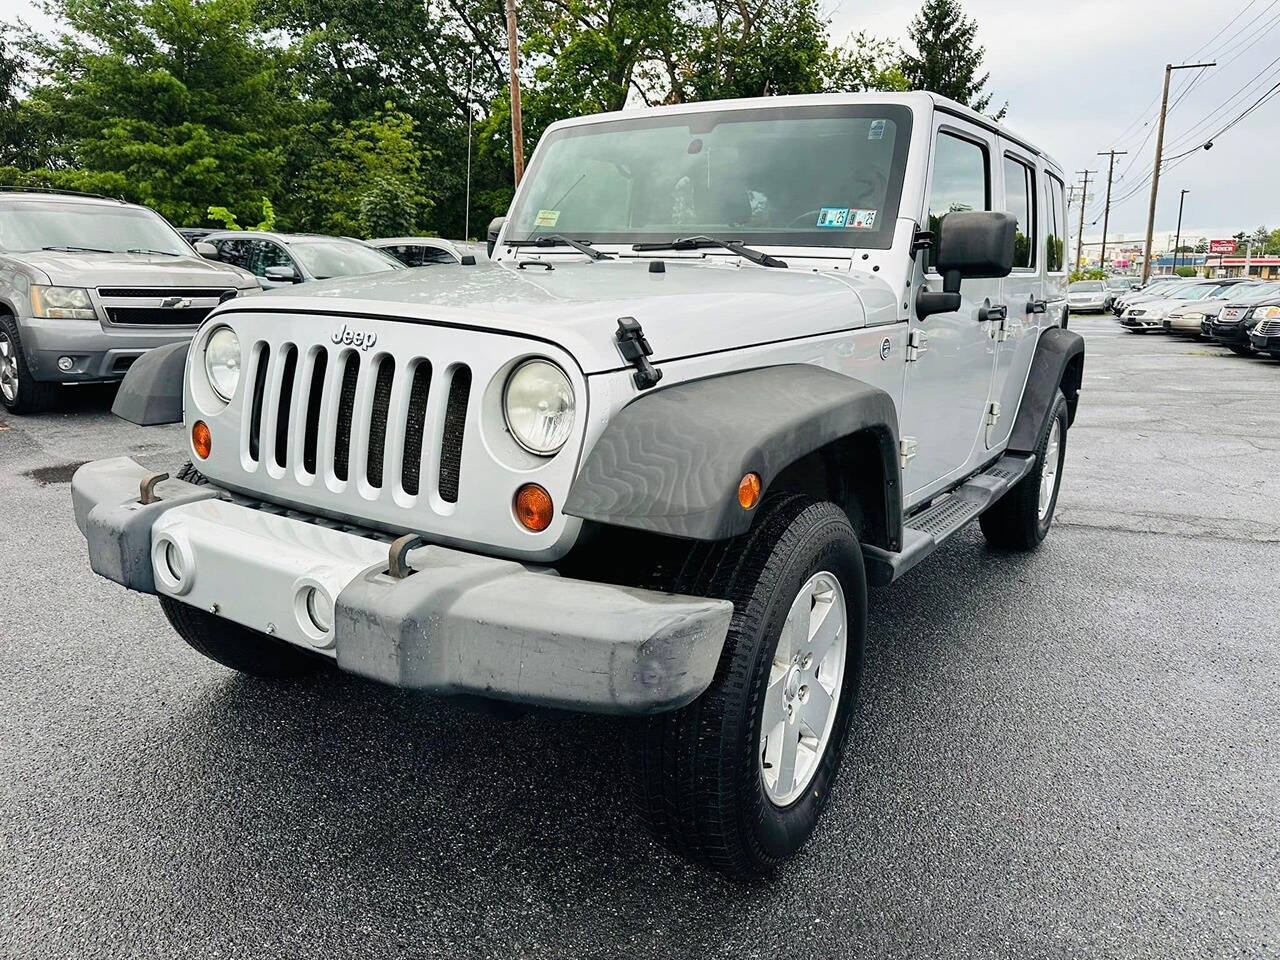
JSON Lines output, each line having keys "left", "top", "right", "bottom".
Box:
{"left": 899, "top": 437, "right": 919, "bottom": 469}
{"left": 906, "top": 328, "right": 928, "bottom": 362}
{"left": 615, "top": 316, "right": 663, "bottom": 389}
{"left": 985, "top": 401, "right": 1002, "bottom": 426}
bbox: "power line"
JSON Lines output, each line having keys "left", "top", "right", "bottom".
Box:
{"left": 1164, "top": 80, "right": 1280, "bottom": 160}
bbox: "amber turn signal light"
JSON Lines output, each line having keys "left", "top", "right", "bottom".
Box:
{"left": 192, "top": 420, "right": 212, "bottom": 460}
{"left": 514, "top": 483, "right": 554, "bottom": 532}
{"left": 738, "top": 472, "right": 762, "bottom": 510}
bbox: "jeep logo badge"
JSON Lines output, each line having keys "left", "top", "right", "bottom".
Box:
{"left": 161, "top": 296, "right": 192, "bottom": 309}
{"left": 331, "top": 324, "right": 377, "bottom": 351}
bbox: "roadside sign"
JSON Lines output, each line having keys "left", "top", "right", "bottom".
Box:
{"left": 1209, "top": 239, "right": 1237, "bottom": 254}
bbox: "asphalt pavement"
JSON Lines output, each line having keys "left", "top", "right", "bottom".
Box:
{"left": 1, "top": 315, "right": 1277, "bottom": 959}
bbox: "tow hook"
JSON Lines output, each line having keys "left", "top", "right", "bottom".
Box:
{"left": 139, "top": 471, "right": 169, "bottom": 505}
{"left": 615, "top": 317, "right": 663, "bottom": 390}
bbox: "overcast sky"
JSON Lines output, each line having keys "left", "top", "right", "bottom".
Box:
{"left": 5, "top": 0, "right": 1277, "bottom": 246}
{"left": 828, "top": 0, "right": 1280, "bottom": 246}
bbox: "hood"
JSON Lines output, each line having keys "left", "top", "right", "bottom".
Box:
{"left": 14, "top": 251, "right": 255, "bottom": 289}
{"left": 1168, "top": 297, "right": 1233, "bottom": 317}
{"left": 217, "top": 258, "right": 884, "bottom": 374}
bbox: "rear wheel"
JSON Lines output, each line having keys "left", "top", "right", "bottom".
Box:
{"left": 627, "top": 496, "right": 866, "bottom": 878}
{"left": 0, "top": 316, "right": 59, "bottom": 414}
{"left": 980, "top": 390, "right": 1069, "bottom": 551}
{"left": 160, "top": 596, "right": 324, "bottom": 679}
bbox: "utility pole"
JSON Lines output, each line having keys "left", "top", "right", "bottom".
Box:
{"left": 1173, "top": 189, "right": 1189, "bottom": 273}
{"left": 504, "top": 0, "right": 526, "bottom": 185}
{"left": 1142, "top": 61, "right": 1215, "bottom": 283}
{"left": 1075, "top": 169, "right": 1096, "bottom": 274}
{"left": 1096, "top": 149, "right": 1127, "bottom": 269}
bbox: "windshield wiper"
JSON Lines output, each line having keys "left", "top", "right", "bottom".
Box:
{"left": 507, "top": 234, "right": 613, "bottom": 260}
{"left": 126, "top": 247, "right": 182, "bottom": 256}
{"left": 41, "top": 244, "right": 112, "bottom": 253}
{"left": 631, "top": 235, "right": 787, "bottom": 268}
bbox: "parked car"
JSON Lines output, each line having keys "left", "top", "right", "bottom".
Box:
{"left": 1111, "top": 276, "right": 1194, "bottom": 316}
{"left": 1164, "top": 281, "right": 1278, "bottom": 336}
{"left": 72, "top": 92, "right": 1084, "bottom": 877}
{"left": 1067, "top": 279, "right": 1108, "bottom": 313}
{"left": 201, "top": 232, "right": 404, "bottom": 288}
{"left": 368, "top": 236, "right": 488, "bottom": 267}
{"left": 176, "top": 227, "right": 215, "bottom": 243}
{"left": 1120, "top": 279, "right": 1252, "bottom": 332}
{"left": 1102, "top": 275, "right": 1139, "bottom": 312}
{"left": 0, "top": 188, "right": 259, "bottom": 413}
{"left": 1247, "top": 304, "right": 1280, "bottom": 358}
{"left": 1209, "top": 292, "right": 1280, "bottom": 355}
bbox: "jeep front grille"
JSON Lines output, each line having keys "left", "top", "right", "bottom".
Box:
{"left": 244, "top": 339, "right": 471, "bottom": 503}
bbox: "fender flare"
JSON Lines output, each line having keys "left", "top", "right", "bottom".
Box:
{"left": 110, "top": 340, "right": 189, "bottom": 426}
{"left": 1007, "top": 326, "right": 1085, "bottom": 453}
{"left": 563, "top": 364, "right": 901, "bottom": 543}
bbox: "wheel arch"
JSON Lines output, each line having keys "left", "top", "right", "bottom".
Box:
{"left": 563, "top": 364, "right": 903, "bottom": 552}
{"left": 1007, "top": 326, "right": 1085, "bottom": 453}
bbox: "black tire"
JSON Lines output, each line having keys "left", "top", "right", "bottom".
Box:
{"left": 0, "top": 315, "right": 60, "bottom": 414}
{"left": 160, "top": 596, "right": 324, "bottom": 679}
{"left": 1228, "top": 344, "right": 1253, "bottom": 356}
{"left": 980, "top": 390, "right": 1069, "bottom": 551}
{"left": 627, "top": 495, "right": 867, "bottom": 878}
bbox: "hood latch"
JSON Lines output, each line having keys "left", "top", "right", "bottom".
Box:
{"left": 615, "top": 317, "right": 663, "bottom": 390}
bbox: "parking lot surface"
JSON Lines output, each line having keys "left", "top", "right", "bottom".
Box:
{"left": 2, "top": 316, "right": 1278, "bottom": 959}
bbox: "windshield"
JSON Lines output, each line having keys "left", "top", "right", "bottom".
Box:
{"left": 1173, "top": 284, "right": 1220, "bottom": 301}
{"left": 0, "top": 200, "right": 190, "bottom": 255}
{"left": 1070, "top": 281, "right": 1104, "bottom": 291}
{"left": 506, "top": 104, "right": 913, "bottom": 250}
{"left": 290, "top": 240, "right": 402, "bottom": 279}
{"left": 1105, "top": 277, "right": 1131, "bottom": 288}
{"left": 1235, "top": 283, "right": 1280, "bottom": 301}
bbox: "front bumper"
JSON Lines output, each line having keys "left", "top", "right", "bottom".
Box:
{"left": 1209, "top": 322, "right": 1253, "bottom": 346}
{"left": 1164, "top": 315, "right": 1205, "bottom": 334}
{"left": 1250, "top": 330, "right": 1280, "bottom": 354}
{"left": 1120, "top": 314, "right": 1163, "bottom": 329}
{"left": 16, "top": 315, "right": 195, "bottom": 383}
{"left": 71, "top": 457, "right": 733, "bottom": 715}
{"left": 1067, "top": 299, "right": 1106, "bottom": 312}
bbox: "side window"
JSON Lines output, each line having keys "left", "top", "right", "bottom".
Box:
{"left": 215, "top": 238, "right": 249, "bottom": 269}
{"left": 247, "top": 240, "right": 292, "bottom": 277}
{"left": 1003, "top": 155, "right": 1036, "bottom": 270}
{"left": 419, "top": 247, "right": 459, "bottom": 265}
{"left": 1045, "top": 173, "right": 1066, "bottom": 273}
{"left": 927, "top": 131, "right": 990, "bottom": 270}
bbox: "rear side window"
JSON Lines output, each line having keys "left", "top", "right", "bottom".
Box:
{"left": 386, "top": 244, "right": 458, "bottom": 267}
{"left": 1003, "top": 155, "right": 1036, "bottom": 270}
{"left": 927, "top": 131, "right": 990, "bottom": 270}
{"left": 1045, "top": 173, "right": 1066, "bottom": 273}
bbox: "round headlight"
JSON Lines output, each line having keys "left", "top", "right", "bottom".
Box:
{"left": 503, "top": 359, "right": 575, "bottom": 455}
{"left": 204, "top": 326, "right": 241, "bottom": 401}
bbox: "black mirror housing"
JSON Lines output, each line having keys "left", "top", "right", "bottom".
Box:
{"left": 486, "top": 216, "right": 506, "bottom": 258}
{"left": 934, "top": 211, "right": 1018, "bottom": 287}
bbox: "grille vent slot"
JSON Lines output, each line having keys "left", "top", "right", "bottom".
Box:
{"left": 438, "top": 366, "right": 471, "bottom": 504}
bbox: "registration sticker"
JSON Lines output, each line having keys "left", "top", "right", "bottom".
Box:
{"left": 847, "top": 208, "right": 878, "bottom": 230}
{"left": 816, "top": 207, "right": 850, "bottom": 228}
{"left": 869, "top": 119, "right": 887, "bottom": 141}
{"left": 535, "top": 209, "right": 561, "bottom": 227}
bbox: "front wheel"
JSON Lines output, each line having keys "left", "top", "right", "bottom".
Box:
{"left": 980, "top": 390, "right": 1069, "bottom": 551}
{"left": 0, "top": 316, "right": 59, "bottom": 414}
{"left": 1228, "top": 344, "right": 1253, "bottom": 356}
{"left": 627, "top": 496, "right": 866, "bottom": 878}
{"left": 160, "top": 596, "right": 325, "bottom": 679}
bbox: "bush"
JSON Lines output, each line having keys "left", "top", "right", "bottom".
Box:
{"left": 1174, "top": 266, "right": 1198, "bottom": 278}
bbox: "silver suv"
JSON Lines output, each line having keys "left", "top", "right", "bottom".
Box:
{"left": 0, "top": 190, "right": 258, "bottom": 413}
{"left": 71, "top": 93, "right": 1084, "bottom": 876}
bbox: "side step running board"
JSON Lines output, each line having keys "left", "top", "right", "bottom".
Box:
{"left": 862, "top": 454, "right": 1036, "bottom": 585}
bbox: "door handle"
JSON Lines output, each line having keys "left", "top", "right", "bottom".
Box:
{"left": 1029, "top": 298, "right": 1048, "bottom": 314}
{"left": 979, "top": 302, "right": 1007, "bottom": 323}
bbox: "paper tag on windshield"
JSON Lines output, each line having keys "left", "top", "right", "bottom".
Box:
{"left": 816, "top": 208, "right": 849, "bottom": 228}
{"left": 869, "top": 120, "right": 887, "bottom": 141}
{"left": 847, "top": 209, "right": 878, "bottom": 229}
{"left": 535, "top": 209, "right": 560, "bottom": 227}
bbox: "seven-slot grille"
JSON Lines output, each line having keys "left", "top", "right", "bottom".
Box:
{"left": 97, "top": 287, "right": 236, "bottom": 327}
{"left": 244, "top": 339, "right": 471, "bottom": 504}
{"left": 1256, "top": 318, "right": 1280, "bottom": 336}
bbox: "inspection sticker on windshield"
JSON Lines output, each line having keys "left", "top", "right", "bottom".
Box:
{"left": 869, "top": 120, "right": 887, "bottom": 141}
{"left": 846, "top": 209, "right": 878, "bottom": 230}
{"left": 816, "top": 207, "right": 850, "bottom": 228}
{"left": 534, "top": 209, "right": 561, "bottom": 227}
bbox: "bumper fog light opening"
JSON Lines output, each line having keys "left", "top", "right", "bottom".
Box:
{"left": 294, "top": 580, "right": 337, "bottom": 649}
{"left": 151, "top": 535, "right": 194, "bottom": 596}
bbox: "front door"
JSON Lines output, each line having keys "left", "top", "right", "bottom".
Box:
{"left": 900, "top": 121, "right": 1000, "bottom": 502}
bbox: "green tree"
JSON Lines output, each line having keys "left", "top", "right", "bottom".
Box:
{"left": 19, "top": 0, "right": 293, "bottom": 224}
{"left": 900, "top": 0, "right": 1005, "bottom": 118}
{"left": 824, "top": 32, "right": 909, "bottom": 93}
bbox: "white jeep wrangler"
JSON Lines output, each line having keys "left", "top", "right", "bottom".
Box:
{"left": 72, "top": 93, "right": 1083, "bottom": 877}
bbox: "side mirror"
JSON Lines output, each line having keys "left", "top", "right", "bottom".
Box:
{"left": 918, "top": 211, "right": 1017, "bottom": 318}
{"left": 194, "top": 241, "right": 218, "bottom": 259}
{"left": 264, "top": 265, "right": 300, "bottom": 283}
{"left": 487, "top": 216, "right": 506, "bottom": 258}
